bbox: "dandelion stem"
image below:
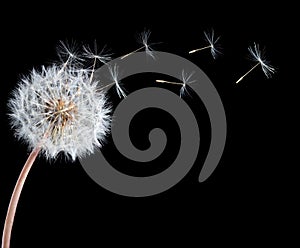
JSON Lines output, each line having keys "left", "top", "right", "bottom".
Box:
{"left": 156, "top": 80, "right": 183, "bottom": 86}
{"left": 189, "top": 45, "right": 212, "bottom": 54}
{"left": 121, "top": 46, "right": 144, "bottom": 59}
{"left": 235, "top": 62, "right": 260, "bottom": 84}
{"left": 2, "top": 146, "right": 41, "bottom": 248}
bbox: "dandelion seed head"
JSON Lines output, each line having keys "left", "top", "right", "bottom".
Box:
{"left": 8, "top": 63, "right": 111, "bottom": 161}
{"left": 248, "top": 43, "right": 275, "bottom": 78}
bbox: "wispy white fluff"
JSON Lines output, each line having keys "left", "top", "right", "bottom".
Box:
{"left": 121, "top": 29, "right": 156, "bottom": 59}
{"left": 236, "top": 43, "right": 276, "bottom": 84}
{"left": 8, "top": 61, "right": 111, "bottom": 161}
{"left": 156, "top": 70, "right": 196, "bottom": 98}
{"left": 248, "top": 42, "right": 275, "bottom": 78}
{"left": 180, "top": 70, "right": 196, "bottom": 98}
{"left": 108, "top": 64, "right": 127, "bottom": 99}
{"left": 138, "top": 29, "right": 155, "bottom": 59}
{"left": 189, "top": 29, "right": 221, "bottom": 59}
{"left": 57, "top": 40, "right": 84, "bottom": 64}
{"left": 83, "top": 42, "right": 112, "bottom": 64}
{"left": 204, "top": 29, "right": 221, "bottom": 59}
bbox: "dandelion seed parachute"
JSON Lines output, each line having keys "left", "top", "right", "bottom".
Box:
{"left": 204, "top": 30, "right": 221, "bottom": 59}
{"left": 235, "top": 43, "right": 276, "bottom": 84}
{"left": 179, "top": 70, "right": 196, "bottom": 98}
{"left": 121, "top": 29, "right": 155, "bottom": 60}
{"left": 189, "top": 29, "right": 221, "bottom": 59}
{"left": 57, "top": 40, "right": 85, "bottom": 64}
{"left": 83, "top": 42, "right": 112, "bottom": 64}
{"left": 139, "top": 29, "right": 155, "bottom": 59}
{"left": 108, "top": 64, "right": 127, "bottom": 99}
{"left": 156, "top": 70, "right": 196, "bottom": 98}
{"left": 248, "top": 42, "right": 275, "bottom": 78}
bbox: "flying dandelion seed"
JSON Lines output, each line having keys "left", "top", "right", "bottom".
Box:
{"left": 83, "top": 41, "right": 112, "bottom": 83}
{"left": 235, "top": 42, "right": 276, "bottom": 84}
{"left": 156, "top": 70, "right": 196, "bottom": 98}
{"left": 189, "top": 29, "right": 221, "bottom": 59}
{"left": 57, "top": 40, "right": 85, "bottom": 65}
{"left": 121, "top": 29, "right": 155, "bottom": 60}
{"left": 179, "top": 70, "right": 196, "bottom": 98}
{"left": 107, "top": 64, "right": 127, "bottom": 98}
{"left": 83, "top": 41, "right": 112, "bottom": 65}
{"left": 2, "top": 45, "right": 111, "bottom": 248}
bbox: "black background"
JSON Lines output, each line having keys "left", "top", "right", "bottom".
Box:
{"left": 0, "top": 1, "right": 293, "bottom": 247}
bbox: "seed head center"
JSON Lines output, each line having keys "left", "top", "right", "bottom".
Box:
{"left": 46, "top": 98, "right": 77, "bottom": 139}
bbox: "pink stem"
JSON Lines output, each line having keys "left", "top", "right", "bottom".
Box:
{"left": 2, "top": 146, "right": 41, "bottom": 248}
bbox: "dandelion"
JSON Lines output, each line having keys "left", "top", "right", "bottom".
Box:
{"left": 121, "top": 29, "right": 155, "bottom": 59}
{"left": 189, "top": 29, "right": 221, "bottom": 59}
{"left": 156, "top": 70, "right": 196, "bottom": 98}
{"left": 235, "top": 43, "right": 275, "bottom": 84}
{"left": 2, "top": 48, "right": 111, "bottom": 248}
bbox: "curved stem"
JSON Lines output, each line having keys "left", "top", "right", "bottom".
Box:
{"left": 2, "top": 146, "right": 41, "bottom": 248}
